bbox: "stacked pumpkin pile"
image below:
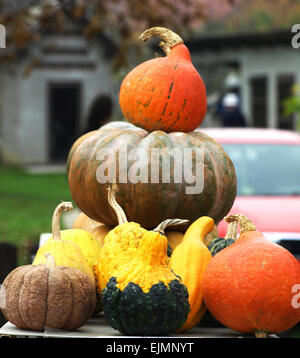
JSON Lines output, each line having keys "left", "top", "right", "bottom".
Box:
{"left": 1, "top": 27, "right": 300, "bottom": 338}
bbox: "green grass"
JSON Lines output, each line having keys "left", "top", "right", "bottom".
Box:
{"left": 0, "top": 165, "right": 74, "bottom": 264}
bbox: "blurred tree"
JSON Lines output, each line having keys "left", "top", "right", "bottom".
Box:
{"left": 0, "top": 0, "right": 236, "bottom": 70}
{"left": 282, "top": 84, "right": 300, "bottom": 132}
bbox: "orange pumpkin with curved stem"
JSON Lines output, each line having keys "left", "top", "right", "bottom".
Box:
{"left": 119, "top": 27, "right": 207, "bottom": 133}
{"left": 202, "top": 214, "right": 300, "bottom": 338}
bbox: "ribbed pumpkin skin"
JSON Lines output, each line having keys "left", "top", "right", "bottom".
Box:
{"left": 1, "top": 264, "right": 96, "bottom": 331}
{"left": 119, "top": 44, "right": 207, "bottom": 133}
{"left": 202, "top": 231, "right": 300, "bottom": 335}
{"left": 67, "top": 121, "right": 237, "bottom": 229}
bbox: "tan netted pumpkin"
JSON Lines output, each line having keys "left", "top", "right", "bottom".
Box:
{"left": 0, "top": 254, "right": 96, "bottom": 331}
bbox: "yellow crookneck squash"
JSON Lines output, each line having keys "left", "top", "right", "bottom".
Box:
{"left": 33, "top": 201, "right": 98, "bottom": 286}
{"left": 96, "top": 184, "right": 188, "bottom": 294}
{"left": 170, "top": 216, "right": 214, "bottom": 332}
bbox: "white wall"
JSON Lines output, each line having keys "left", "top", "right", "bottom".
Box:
{"left": 1, "top": 34, "right": 117, "bottom": 164}
{"left": 1, "top": 65, "right": 22, "bottom": 164}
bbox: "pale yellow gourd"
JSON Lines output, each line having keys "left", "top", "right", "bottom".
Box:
{"left": 33, "top": 202, "right": 96, "bottom": 286}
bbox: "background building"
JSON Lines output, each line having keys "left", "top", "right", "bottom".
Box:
{"left": 189, "top": 0, "right": 300, "bottom": 130}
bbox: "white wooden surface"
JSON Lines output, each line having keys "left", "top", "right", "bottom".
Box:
{"left": 0, "top": 313, "right": 278, "bottom": 338}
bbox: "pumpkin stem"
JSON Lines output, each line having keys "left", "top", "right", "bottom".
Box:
{"left": 107, "top": 184, "right": 128, "bottom": 225}
{"left": 255, "top": 329, "right": 268, "bottom": 338}
{"left": 153, "top": 219, "right": 189, "bottom": 234}
{"left": 52, "top": 201, "right": 73, "bottom": 240}
{"left": 225, "top": 220, "right": 238, "bottom": 241}
{"left": 45, "top": 253, "right": 56, "bottom": 268}
{"left": 224, "top": 214, "right": 256, "bottom": 235}
{"left": 139, "top": 27, "right": 184, "bottom": 55}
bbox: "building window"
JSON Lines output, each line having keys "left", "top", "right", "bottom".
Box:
{"left": 277, "top": 74, "right": 295, "bottom": 130}
{"left": 250, "top": 76, "right": 267, "bottom": 127}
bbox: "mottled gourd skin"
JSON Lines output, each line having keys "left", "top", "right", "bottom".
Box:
{"left": 102, "top": 277, "right": 190, "bottom": 336}
{"left": 208, "top": 237, "right": 235, "bottom": 257}
{"left": 67, "top": 121, "right": 237, "bottom": 230}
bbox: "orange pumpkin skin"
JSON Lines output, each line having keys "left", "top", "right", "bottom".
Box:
{"left": 119, "top": 29, "right": 206, "bottom": 133}
{"left": 202, "top": 216, "right": 300, "bottom": 337}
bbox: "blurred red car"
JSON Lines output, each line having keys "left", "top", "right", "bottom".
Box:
{"left": 199, "top": 127, "right": 300, "bottom": 262}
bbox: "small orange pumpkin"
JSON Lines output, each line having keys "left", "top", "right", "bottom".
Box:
{"left": 202, "top": 214, "right": 300, "bottom": 338}
{"left": 119, "top": 27, "right": 207, "bottom": 133}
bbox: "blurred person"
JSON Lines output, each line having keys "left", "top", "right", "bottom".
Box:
{"left": 82, "top": 94, "right": 113, "bottom": 134}
{"left": 220, "top": 93, "right": 246, "bottom": 127}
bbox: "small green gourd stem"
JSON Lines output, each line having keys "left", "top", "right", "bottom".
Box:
{"left": 107, "top": 184, "right": 128, "bottom": 225}
{"left": 52, "top": 201, "right": 73, "bottom": 240}
{"left": 153, "top": 219, "right": 189, "bottom": 235}
{"left": 224, "top": 214, "right": 256, "bottom": 235}
{"left": 139, "top": 27, "right": 184, "bottom": 55}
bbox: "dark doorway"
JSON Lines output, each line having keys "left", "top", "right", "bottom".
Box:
{"left": 250, "top": 76, "right": 267, "bottom": 128}
{"left": 48, "top": 83, "right": 81, "bottom": 162}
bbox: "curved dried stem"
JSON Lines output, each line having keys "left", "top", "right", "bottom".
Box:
{"left": 52, "top": 201, "right": 73, "bottom": 240}
{"left": 107, "top": 184, "right": 128, "bottom": 225}
{"left": 224, "top": 214, "right": 256, "bottom": 235}
{"left": 154, "top": 218, "right": 189, "bottom": 234}
{"left": 139, "top": 27, "right": 184, "bottom": 55}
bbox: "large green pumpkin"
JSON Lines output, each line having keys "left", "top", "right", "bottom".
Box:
{"left": 67, "top": 121, "right": 236, "bottom": 229}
